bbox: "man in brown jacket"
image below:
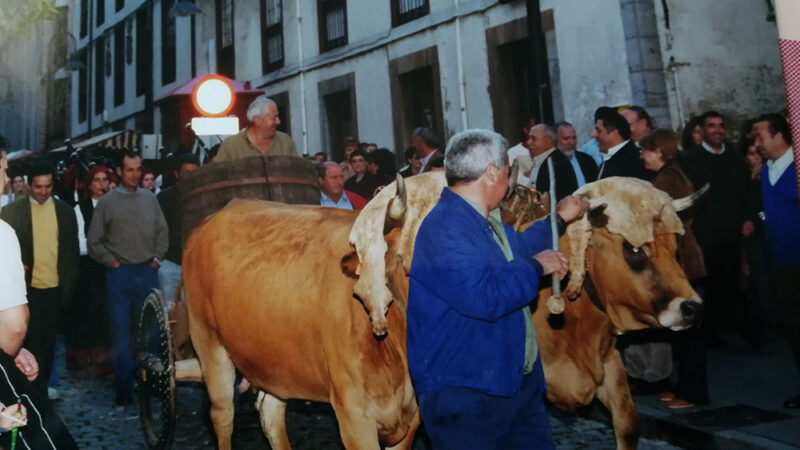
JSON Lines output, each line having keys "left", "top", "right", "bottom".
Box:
{"left": 215, "top": 96, "right": 298, "bottom": 162}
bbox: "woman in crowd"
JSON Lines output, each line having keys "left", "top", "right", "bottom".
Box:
{"left": 640, "top": 129, "right": 708, "bottom": 408}
{"left": 140, "top": 170, "right": 158, "bottom": 193}
{"left": 66, "top": 165, "right": 113, "bottom": 378}
{"left": 680, "top": 115, "right": 704, "bottom": 151}
{"left": 368, "top": 148, "right": 398, "bottom": 190}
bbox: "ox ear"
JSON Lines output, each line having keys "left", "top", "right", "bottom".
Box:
{"left": 587, "top": 203, "right": 608, "bottom": 228}
{"left": 505, "top": 159, "right": 520, "bottom": 200}
{"left": 340, "top": 251, "right": 360, "bottom": 279}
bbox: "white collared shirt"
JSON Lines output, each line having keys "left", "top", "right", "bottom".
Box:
{"left": 530, "top": 148, "right": 557, "bottom": 186}
{"left": 602, "top": 140, "right": 630, "bottom": 161}
{"left": 701, "top": 141, "right": 726, "bottom": 154}
{"left": 419, "top": 150, "right": 437, "bottom": 173}
{"left": 767, "top": 147, "right": 794, "bottom": 186}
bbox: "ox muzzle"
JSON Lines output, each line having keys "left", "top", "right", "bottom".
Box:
{"left": 657, "top": 296, "right": 703, "bottom": 331}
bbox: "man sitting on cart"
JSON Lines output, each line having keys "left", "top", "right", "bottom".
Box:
{"left": 215, "top": 96, "right": 298, "bottom": 162}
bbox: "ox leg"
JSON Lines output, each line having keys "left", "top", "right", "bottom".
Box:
{"left": 331, "top": 397, "right": 381, "bottom": 450}
{"left": 596, "top": 350, "right": 640, "bottom": 450}
{"left": 385, "top": 410, "right": 421, "bottom": 450}
{"left": 255, "top": 391, "right": 291, "bottom": 450}
{"left": 188, "top": 310, "right": 237, "bottom": 449}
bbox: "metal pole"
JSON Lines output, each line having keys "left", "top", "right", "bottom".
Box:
{"left": 525, "top": 0, "right": 553, "bottom": 124}
{"left": 87, "top": 0, "right": 93, "bottom": 137}
{"left": 774, "top": 0, "right": 800, "bottom": 199}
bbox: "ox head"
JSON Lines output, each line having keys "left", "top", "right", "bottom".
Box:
{"left": 562, "top": 177, "right": 704, "bottom": 331}
{"left": 348, "top": 172, "right": 448, "bottom": 336}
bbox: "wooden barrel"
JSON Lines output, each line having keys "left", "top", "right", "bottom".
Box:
{"left": 179, "top": 155, "right": 320, "bottom": 242}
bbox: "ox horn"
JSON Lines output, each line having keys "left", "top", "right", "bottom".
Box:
{"left": 388, "top": 174, "right": 407, "bottom": 221}
{"left": 672, "top": 183, "right": 709, "bottom": 212}
{"left": 505, "top": 159, "right": 520, "bottom": 200}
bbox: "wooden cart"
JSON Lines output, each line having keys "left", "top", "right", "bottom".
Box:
{"left": 135, "top": 155, "right": 320, "bottom": 449}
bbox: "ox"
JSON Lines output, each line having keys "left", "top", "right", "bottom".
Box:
{"left": 182, "top": 199, "right": 422, "bottom": 450}
{"left": 349, "top": 174, "right": 703, "bottom": 450}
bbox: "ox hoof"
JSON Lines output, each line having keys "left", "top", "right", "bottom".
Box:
{"left": 547, "top": 296, "right": 565, "bottom": 315}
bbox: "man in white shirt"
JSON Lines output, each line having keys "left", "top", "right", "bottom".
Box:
{"left": 753, "top": 113, "right": 800, "bottom": 409}
{"left": 512, "top": 124, "right": 556, "bottom": 187}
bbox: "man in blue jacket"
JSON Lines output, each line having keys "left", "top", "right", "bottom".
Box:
{"left": 753, "top": 113, "right": 800, "bottom": 409}
{"left": 408, "top": 129, "right": 588, "bottom": 449}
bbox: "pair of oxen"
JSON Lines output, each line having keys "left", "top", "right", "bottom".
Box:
{"left": 182, "top": 172, "right": 704, "bottom": 450}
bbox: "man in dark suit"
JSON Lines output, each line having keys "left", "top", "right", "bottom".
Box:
{"left": 593, "top": 108, "right": 652, "bottom": 180}
{"left": 412, "top": 127, "right": 443, "bottom": 173}
{"left": 537, "top": 122, "right": 598, "bottom": 202}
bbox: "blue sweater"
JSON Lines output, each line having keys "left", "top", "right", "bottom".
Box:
{"left": 762, "top": 163, "right": 800, "bottom": 265}
{"left": 408, "top": 188, "right": 551, "bottom": 397}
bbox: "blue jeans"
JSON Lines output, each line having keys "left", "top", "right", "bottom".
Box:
{"left": 107, "top": 263, "right": 158, "bottom": 391}
{"left": 418, "top": 358, "right": 554, "bottom": 450}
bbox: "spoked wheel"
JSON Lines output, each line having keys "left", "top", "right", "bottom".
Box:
{"left": 136, "top": 289, "right": 176, "bottom": 450}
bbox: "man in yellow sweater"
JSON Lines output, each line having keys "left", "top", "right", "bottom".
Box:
{"left": 0, "top": 162, "right": 79, "bottom": 394}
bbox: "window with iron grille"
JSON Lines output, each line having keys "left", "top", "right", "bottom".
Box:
{"left": 95, "top": 37, "right": 105, "bottom": 114}
{"left": 114, "top": 25, "right": 125, "bottom": 106}
{"left": 318, "top": 0, "right": 347, "bottom": 52}
{"left": 161, "top": 0, "right": 176, "bottom": 85}
{"left": 80, "top": 0, "right": 88, "bottom": 38}
{"left": 216, "top": 0, "right": 236, "bottom": 78}
{"left": 97, "top": 0, "right": 105, "bottom": 27}
{"left": 220, "top": 0, "right": 234, "bottom": 48}
{"left": 391, "top": 0, "right": 429, "bottom": 26}
{"left": 260, "top": 0, "right": 284, "bottom": 73}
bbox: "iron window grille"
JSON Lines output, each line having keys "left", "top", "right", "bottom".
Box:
{"left": 318, "top": 0, "right": 347, "bottom": 52}
{"left": 391, "top": 0, "right": 429, "bottom": 27}
{"left": 261, "top": 0, "right": 284, "bottom": 73}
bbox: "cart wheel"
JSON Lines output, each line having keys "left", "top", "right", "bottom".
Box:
{"left": 136, "top": 289, "right": 176, "bottom": 450}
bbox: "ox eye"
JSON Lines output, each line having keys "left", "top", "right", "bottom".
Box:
{"left": 623, "top": 241, "right": 649, "bottom": 272}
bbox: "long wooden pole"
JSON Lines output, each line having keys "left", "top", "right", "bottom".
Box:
{"left": 774, "top": 0, "right": 800, "bottom": 198}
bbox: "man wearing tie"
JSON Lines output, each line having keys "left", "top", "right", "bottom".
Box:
{"left": 536, "top": 122, "right": 599, "bottom": 202}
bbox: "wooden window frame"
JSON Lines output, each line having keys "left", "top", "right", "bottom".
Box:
{"left": 391, "top": 0, "right": 429, "bottom": 27}
{"left": 317, "top": 0, "right": 347, "bottom": 53}
{"left": 260, "top": 0, "right": 284, "bottom": 73}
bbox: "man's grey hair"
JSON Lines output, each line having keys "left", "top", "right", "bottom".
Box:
{"left": 444, "top": 129, "right": 508, "bottom": 186}
{"left": 555, "top": 121, "right": 574, "bottom": 131}
{"left": 535, "top": 124, "right": 558, "bottom": 146}
{"left": 246, "top": 95, "right": 278, "bottom": 123}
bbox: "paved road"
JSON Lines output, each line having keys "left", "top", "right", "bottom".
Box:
{"left": 50, "top": 339, "right": 679, "bottom": 449}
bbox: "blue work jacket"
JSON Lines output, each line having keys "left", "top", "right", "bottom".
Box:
{"left": 408, "top": 188, "right": 552, "bottom": 397}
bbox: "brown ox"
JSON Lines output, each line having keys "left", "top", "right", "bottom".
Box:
{"left": 349, "top": 174, "right": 703, "bottom": 450}
{"left": 182, "top": 200, "right": 420, "bottom": 450}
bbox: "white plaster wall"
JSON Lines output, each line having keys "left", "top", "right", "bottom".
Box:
{"left": 233, "top": 0, "right": 263, "bottom": 81}
{"left": 552, "top": 0, "right": 634, "bottom": 144}
{"left": 353, "top": 53, "right": 394, "bottom": 149}
{"left": 653, "top": 0, "right": 784, "bottom": 130}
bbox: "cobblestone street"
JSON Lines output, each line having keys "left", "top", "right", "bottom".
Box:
{"left": 49, "top": 339, "right": 679, "bottom": 449}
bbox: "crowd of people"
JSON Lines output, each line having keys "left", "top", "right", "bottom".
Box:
{"left": 0, "top": 92, "right": 798, "bottom": 447}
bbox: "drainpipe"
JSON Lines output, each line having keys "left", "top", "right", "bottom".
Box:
{"left": 87, "top": 0, "right": 93, "bottom": 137}
{"left": 453, "top": 0, "right": 468, "bottom": 129}
{"left": 525, "top": 0, "right": 552, "bottom": 124}
{"left": 295, "top": 0, "right": 308, "bottom": 156}
{"left": 666, "top": 56, "right": 687, "bottom": 128}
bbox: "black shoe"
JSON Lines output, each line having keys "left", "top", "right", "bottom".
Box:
{"left": 783, "top": 393, "right": 800, "bottom": 409}
{"left": 115, "top": 389, "right": 133, "bottom": 406}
